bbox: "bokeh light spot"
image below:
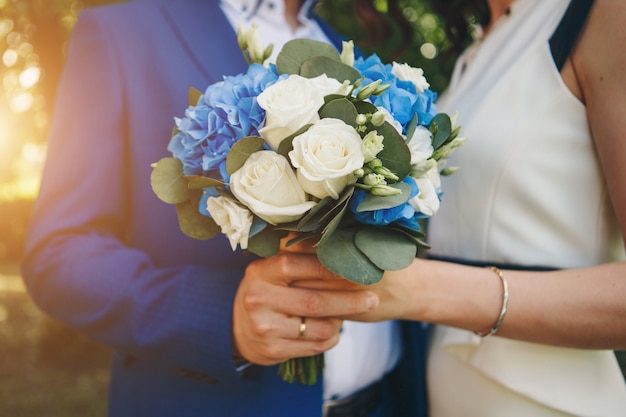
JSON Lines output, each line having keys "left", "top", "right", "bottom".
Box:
{"left": 2, "top": 49, "right": 18, "bottom": 67}
{"left": 10, "top": 92, "right": 34, "bottom": 113}
{"left": 19, "top": 66, "right": 41, "bottom": 89}
{"left": 420, "top": 43, "right": 437, "bottom": 60}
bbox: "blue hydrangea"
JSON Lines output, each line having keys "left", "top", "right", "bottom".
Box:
{"left": 349, "top": 177, "right": 422, "bottom": 230}
{"left": 168, "top": 63, "right": 279, "bottom": 176}
{"left": 353, "top": 54, "right": 438, "bottom": 131}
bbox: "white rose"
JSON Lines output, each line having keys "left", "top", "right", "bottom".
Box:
{"left": 206, "top": 196, "right": 253, "bottom": 251}
{"left": 289, "top": 118, "right": 365, "bottom": 200}
{"left": 409, "top": 166, "right": 441, "bottom": 216}
{"left": 408, "top": 125, "right": 434, "bottom": 164}
{"left": 391, "top": 62, "right": 430, "bottom": 93}
{"left": 230, "top": 150, "right": 316, "bottom": 225}
{"left": 257, "top": 74, "right": 343, "bottom": 150}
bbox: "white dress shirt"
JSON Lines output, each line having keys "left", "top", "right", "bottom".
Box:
{"left": 219, "top": 0, "right": 402, "bottom": 400}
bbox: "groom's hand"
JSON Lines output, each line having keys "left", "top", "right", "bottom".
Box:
{"left": 232, "top": 252, "right": 378, "bottom": 366}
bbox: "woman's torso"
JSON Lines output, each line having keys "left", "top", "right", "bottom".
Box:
{"left": 426, "top": 0, "right": 626, "bottom": 415}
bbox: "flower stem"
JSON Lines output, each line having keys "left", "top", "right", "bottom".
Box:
{"left": 277, "top": 354, "right": 324, "bottom": 385}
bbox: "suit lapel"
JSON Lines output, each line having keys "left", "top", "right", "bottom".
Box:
{"left": 159, "top": 0, "right": 248, "bottom": 82}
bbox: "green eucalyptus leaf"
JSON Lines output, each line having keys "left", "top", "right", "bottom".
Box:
{"left": 404, "top": 114, "right": 419, "bottom": 144}
{"left": 175, "top": 191, "right": 220, "bottom": 240}
{"left": 300, "top": 56, "right": 361, "bottom": 83}
{"left": 319, "top": 186, "right": 354, "bottom": 223}
{"left": 226, "top": 136, "right": 265, "bottom": 175}
{"left": 386, "top": 223, "right": 431, "bottom": 250}
{"left": 248, "top": 217, "right": 268, "bottom": 239}
{"left": 324, "top": 94, "right": 349, "bottom": 104}
{"left": 298, "top": 186, "right": 354, "bottom": 233}
{"left": 391, "top": 223, "right": 426, "bottom": 239}
{"left": 354, "top": 101, "right": 379, "bottom": 115}
{"left": 277, "top": 124, "right": 312, "bottom": 159}
{"left": 284, "top": 231, "right": 319, "bottom": 247}
{"left": 246, "top": 228, "right": 287, "bottom": 258}
{"left": 151, "top": 157, "right": 190, "bottom": 204}
{"left": 318, "top": 98, "right": 359, "bottom": 127}
{"left": 316, "top": 228, "right": 384, "bottom": 285}
{"left": 296, "top": 197, "right": 334, "bottom": 232}
{"left": 354, "top": 228, "right": 417, "bottom": 271}
{"left": 276, "top": 39, "right": 341, "bottom": 75}
{"left": 375, "top": 122, "right": 412, "bottom": 180}
{"left": 430, "top": 113, "right": 452, "bottom": 150}
{"left": 277, "top": 137, "right": 295, "bottom": 160}
{"left": 185, "top": 175, "right": 226, "bottom": 190}
{"left": 356, "top": 181, "right": 412, "bottom": 212}
{"left": 188, "top": 87, "right": 203, "bottom": 106}
{"left": 317, "top": 196, "right": 352, "bottom": 246}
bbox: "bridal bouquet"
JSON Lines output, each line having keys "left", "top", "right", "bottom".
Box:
{"left": 151, "top": 26, "right": 464, "bottom": 384}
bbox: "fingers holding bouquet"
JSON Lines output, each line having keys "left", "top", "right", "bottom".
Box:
{"left": 232, "top": 252, "right": 379, "bottom": 366}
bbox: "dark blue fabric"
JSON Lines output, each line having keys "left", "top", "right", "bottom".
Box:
{"left": 549, "top": 0, "right": 595, "bottom": 70}
{"left": 21, "top": 0, "right": 427, "bottom": 415}
{"left": 428, "top": 255, "right": 559, "bottom": 272}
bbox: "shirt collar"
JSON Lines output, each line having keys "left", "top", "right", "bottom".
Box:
{"left": 220, "top": 0, "right": 318, "bottom": 26}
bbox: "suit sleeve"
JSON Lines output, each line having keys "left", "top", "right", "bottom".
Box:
{"left": 21, "top": 9, "right": 246, "bottom": 386}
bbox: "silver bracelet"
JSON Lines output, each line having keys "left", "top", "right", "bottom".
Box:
{"left": 474, "top": 266, "right": 509, "bottom": 337}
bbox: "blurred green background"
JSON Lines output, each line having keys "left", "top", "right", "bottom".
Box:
{"left": 0, "top": 1, "right": 461, "bottom": 415}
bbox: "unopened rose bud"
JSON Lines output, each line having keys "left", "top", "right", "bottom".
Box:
{"left": 353, "top": 168, "right": 365, "bottom": 178}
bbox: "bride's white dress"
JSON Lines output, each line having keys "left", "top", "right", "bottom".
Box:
{"left": 427, "top": 0, "right": 626, "bottom": 415}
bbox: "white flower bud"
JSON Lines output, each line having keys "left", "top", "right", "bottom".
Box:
{"left": 357, "top": 79, "right": 383, "bottom": 100}
{"left": 340, "top": 40, "right": 355, "bottom": 67}
{"left": 361, "top": 131, "right": 384, "bottom": 163}
{"left": 363, "top": 173, "right": 386, "bottom": 186}
{"left": 370, "top": 111, "right": 386, "bottom": 126}
{"left": 371, "top": 184, "right": 402, "bottom": 196}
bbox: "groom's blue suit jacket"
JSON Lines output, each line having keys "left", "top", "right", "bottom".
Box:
{"left": 22, "top": 0, "right": 428, "bottom": 415}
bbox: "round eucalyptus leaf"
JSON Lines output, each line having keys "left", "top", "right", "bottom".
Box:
{"left": 175, "top": 195, "right": 220, "bottom": 240}
{"left": 151, "top": 157, "right": 189, "bottom": 204}
{"left": 319, "top": 98, "right": 359, "bottom": 127}
{"left": 226, "top": 136, "right": 265, "bottom": 175}
{"left": 354, "top": 101, "right": 378, "bottom": 115}
{"left": 247, "top": 228, "right": 286, "bottom": 258}
{"left": 276, "top": 39, "right": 341, "bottom": 75}
{"left": 186, "top": 175, "right": 226, "bottom": 190}
{"left": 355, "top": 228, "right": 417, "bottom": 271}
{"left": 316, "top": 229, "right": 384, "bottom": 285}
{"left": 300, "top": 56, "right": 361, "bottom": 83}
{"left": 375, "top": 122, "right": 412, "bottom": 180}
